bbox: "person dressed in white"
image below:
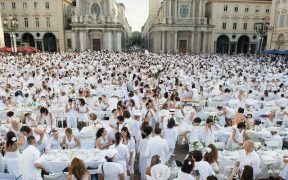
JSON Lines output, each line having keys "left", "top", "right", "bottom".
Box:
{"left": 162, "top": 118, "right": 178, "bottom": 161}
{"left": 22, "top": 136, "right": 45, "bottom": 180}
{"left": 112, "top": 132, "right": 130, "bottom": 179}
{"left": 76, "top": 98, "right": 89, "bottom": 129}
{"left": 61, "top": 128, "right": 80, "bottom": 149}
{"left": 97, "top": 149, "right": 125, "bottom": 180}
{"left": 138, "top": 125, "right": 153, "bottom": 180}
{"left": 234, "top": 140, "right": 261, "bottom": 177}
{"left": 177, "top": 158, "right": 195, "bottom": 180}
{"left": 65, "top": 98, "right": 78, "bottom": 128}
{"left": 45, "top": 129, "right": 62, "bottom": 151}
{"left": 226, "top": 122, "right": 247, "bottom": 150}
{"left": 37, "top": 107, "right": 55, "bottom": 132}
{"left": 183, "top": 117, "right": 202, "bottom": 151}
{"left": 279, "top": 156, "right": 288, "bottom": 180}
{"left": 120, "top": 127, "right": 136, "bottom": 180}
{"left": 144, "top": 127, "right": 169, "bottom": 167}
{"left": 204, "top": 118, "right": 220, "bottom": 145}
{"left": 191, "top": 150, "right": 215, "bottom": 180}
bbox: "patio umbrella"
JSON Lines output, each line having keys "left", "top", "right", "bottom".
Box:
{"left": 0, "top": 47, "right": 12, "bottom": 52}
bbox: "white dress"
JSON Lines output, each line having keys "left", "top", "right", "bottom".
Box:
{"left": 65, "top": 136, "right": 78, "bottom": 149}
{"left": 5, "top": 151, "right": 22, "bottom": 179}
{"left": 66, "top": 103, "right": 77, "bottom": 128}
{"left": 138, "top": 137, "right": 150, "bottom": 180}
{"left": 77, "top": 105, "right": 89, "bottom": 122}
{"left": 163, "top": 127, "right": 178, "bottom": 161}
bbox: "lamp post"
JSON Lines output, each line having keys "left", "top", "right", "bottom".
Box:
{"left": 255, "top": 19, "right": 269, "bottom": 55}
{"left": 3, "top": 15, "right": 18, "bottom": 54}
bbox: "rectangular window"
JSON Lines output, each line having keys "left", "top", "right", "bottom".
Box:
{"left": 45, "top": 2, "right": 49, "bottom": 9}
{"left": 224, "top": 5, "right": 228, "bottom": 12}
{"left": 34, "top": 2, "right": 37, "bottom": 9}
{"left": 46, "top": 17, "right": 50, "bottom": 27}
{"left": 234, "top": 6, "right": 238, "bottom": 12}
{"left": 67, "top": 39, "right": 72, "bottom": 48}
{"left": 255, "top": 6, "right": 260, "bottom": 13}
{"left": 222, "top": 22, "right": 227, "bottom": 29}
{"left": 245, "top": 7, "right": 249, "bottom": 12}
{"left": 35, "top": 18, "right": 39, "bottom": 27}
{"left": 12, "top": 2, "right": 16, "bottom": 9}
{"left": 0, "top": 2, "right": 5, "bottom": 9}
{"left": 24, "top": 18, "right": 29, "bottom": 27}
{"left": 244, "top": 23, "right": 248, "bottom": 30}
{"left": 23, "top": 2, "right": 27, "bottom": 9}
{"left": 266, "top": 9, "right": 270, "bottom": 13}
{"left": 233, "top": 23, "right": 237, "bottom": 30}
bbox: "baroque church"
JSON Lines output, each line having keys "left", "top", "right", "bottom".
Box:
{"left": 142, "top": 0, "right": 213, "bottom": 53}
{"left": 70, "top": 0, "right": 131, "bottom": 51}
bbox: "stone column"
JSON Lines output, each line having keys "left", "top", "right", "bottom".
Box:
{"left": 163, "top": 1, "right": 167, "bottom": 24}
{"left": 107, "top": 31, "right": 113, "bottom": 51}
{"left": 190, "top": 31, "right": 194, "bottom": 53}
{"left": 79, "top": 31, "right": 85, "bottom": 51}
{"left": 167, "top": 31, "right": 171, "bottom": 53}
{"left": 162, "top": 31, "right": 165, "bottom": 52}
{"left": 208, "top": 32, "right": 212, "bottom": 53}
{"left": 203, "top": 32, "right": 208, "bottom": 53}
{"left": 197, "top": 32, "right": 201, "bottom": 53}
{"left": 174, "top": 31, "right": 178, "bottom": 52}
{"left": 116, "top": 31, "right": 122, "bottom": 51}
{"left": 199, "top": 0, "right": 203, "bottom": 18}
{"left": 72, "top": 31, "right": 77, "bottom": 51}
{"left": 193, "top": 0, "right": 197, "bottom": 17}
{"left": 174, "top": 0, "right": 178, "bottom": 19}
{"left": 168, "top": 0, "right": 172, "bottom": 24}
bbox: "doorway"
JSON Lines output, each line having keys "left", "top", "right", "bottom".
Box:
{"left": 179, "top": 40, "right": 187, "bottom": 53}
{"left": 93, "top": 39, "right": 101, "bottom": 51}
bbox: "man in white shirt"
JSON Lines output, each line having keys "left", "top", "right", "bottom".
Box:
{"left": 235, "top": 140, "right": 261, "bottom": 176}
{"left": 22, "top": 136, "right": 45, "bottom": 180}
{"left": 192, "top": 150, "right": 215, "bottom": 180}
{"left": 145, "top": 127, "right": 169, "bottom": 166}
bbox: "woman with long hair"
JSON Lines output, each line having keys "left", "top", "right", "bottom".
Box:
{"left": 76, "top": 98, "right": 89, "bottom": 129}
{"left": 3, "top": 131, "right": 23, "bottom": 179}
{"left": 240, "top": 165, "right": 253, "bottom": 180}
{"left": 96, "top": 128, "right": 110, "bottom": 150}
{"left": 120, "top": 127, "right": 135, "bottom": 180}
{"left": 61, "top": 128, "right": 80, "bottom": 149}
{"left": 146, "top": 155, "right": 161, "bottom": 176}
{"left": 67, "top": 157, "right": 90, "bottom": 180}
{"left": 203, "top": 144, "right": 220, "bottom": 174}
{"left": 163, "top": 118, "right": 178, "bottom": 161}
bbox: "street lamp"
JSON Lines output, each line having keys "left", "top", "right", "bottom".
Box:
{"left": 3, "top": 15, "right": 18, "bottom": 53}
{"left": 255, "top": 19, "right": 269, "bottom": 55}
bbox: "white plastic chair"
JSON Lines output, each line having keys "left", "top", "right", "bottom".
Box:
{"left": 0, "top": 173, "right": 16, "bottom": 180}
{"left": 44, "top": 173, "right": 64, "bottom": 180}
{"left": 223, "top": 166, "right": 234, "bottom": 179}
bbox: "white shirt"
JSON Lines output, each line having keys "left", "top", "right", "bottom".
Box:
{"left": 21, "top": 145, "right": 42, "bottom": 180}
{"left": 163, "top": 127, "right": 178, "bottom": 149}
{"left": 144, "top": 135, "right": 169, "bottom": 166}
{"left": 114, "top": 144, "right": 130, "bottom": 170}
{"left": 178, "top": 170, "right": 195, "bottom": 180}
{"left": 97, "top": 162, "right": 124, "bottom": 180}
{"left": 237, "top": 150, "right": 261, "bottom": 175}
{"left": 194, "top": 161, "right": 215, "bottom": 180}
{"left": 279, "top": 164, "right": 288, "bottom": 179}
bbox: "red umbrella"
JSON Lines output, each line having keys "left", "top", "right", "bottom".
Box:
{"left": 27, "top": 47, "right": 40, "bottom": 52}
{"left": 16, "top": 47, "right": 26, "bottom": 53}
{"left": 0, "top": 47, "right": 12, "bottom": 52}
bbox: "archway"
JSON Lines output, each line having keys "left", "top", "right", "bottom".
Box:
{"left": 4, "top": 33, "right": 11, "bottom": 47}
{"left": 216, "top": 35, "right": 229, "bottom": 54}
{"left": 237, "top": 35, "right": 249, "bottom": 54}
{"left": 277, "top": 34, "right": 285, "bottom": 50}
{"left": 43, "top": 33, "right": 57, "bottom": 52}
{"left": 22, "top": 33, "right": 35, "bottom": 47}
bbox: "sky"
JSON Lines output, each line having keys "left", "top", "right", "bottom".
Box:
{"left": 116, "top": 0, "right": 149, "bottom": 32}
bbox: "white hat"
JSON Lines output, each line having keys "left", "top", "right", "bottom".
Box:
{"left": 151, "top": 164, "right": 171, "bottom": 179}
{"left": 105, "top": 149, "right": 117, "bottom": 159}
{"left": 133, "top": 110, "right": 142, "bottom": 116}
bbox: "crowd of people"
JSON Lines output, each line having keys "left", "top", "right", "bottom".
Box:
{"left": 0, "top": 51, "right": 287, "bottom": 180}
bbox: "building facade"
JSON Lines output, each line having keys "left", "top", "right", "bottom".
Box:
{"left": 0, "top": 10, "right": 4, "bottom": 47}
{"left": 207, "top": 0, "right": 272, "bottom": 54}
{"left": 68, "top": 0, "right": 132, "bottom": 52}
{"left": 142, "top": 0, "right": 214, "bottom": 54}
{"left": 0, "top": 0, "right": 72, "bottom": 52}
{"left": 267, "top": 0, "right": 288, "bottom": 50}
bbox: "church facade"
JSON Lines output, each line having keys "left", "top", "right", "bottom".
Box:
{"left": 142, "top": 0, "right": 214, "bottom": 53}
{"left": 67, "top": 0, "right": 132, "bottom": 52}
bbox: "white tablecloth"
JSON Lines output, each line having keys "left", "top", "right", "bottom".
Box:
{"left": 41, "top": 149, "right": 106, "bottom": 173}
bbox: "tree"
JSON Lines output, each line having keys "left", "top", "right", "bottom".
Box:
{"left": 131, "top": 31, "right": 142, "bottom": 46}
